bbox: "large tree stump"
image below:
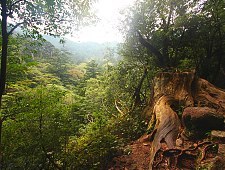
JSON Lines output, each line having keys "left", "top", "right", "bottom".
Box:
{"left": 147, "top": 71, "right": 225, "bottom": 170}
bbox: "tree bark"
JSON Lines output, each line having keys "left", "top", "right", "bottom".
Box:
{"left": 137, "top": 31, "right": 166, "bottom": 68}
{"left": 0, "top": 0, "right": 8, "bottom": 106}
{"left": 0, "top": 0, "right": 9, "bottom": 168}
{"left": 147, "top": 71, "right": 225, "bottom": 169}
{"left": 133, "top": 67, "right": 148, "bottom": 106}
{"left": 149, "top": 95, "right": 181, "bottom": 169}
{"left": 148, "top": 71, "right": 195, "bottom": 169}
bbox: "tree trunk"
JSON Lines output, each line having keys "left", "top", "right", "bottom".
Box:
{"left": 137, "top": 31, "right": 166, "bottom": 68}
{"left": 133, "top": 67, "right": 148, "bottom": 106}
{"left": 0, "top": 0, "right": 8, "bottom": 168}
{"left": 147, "top": 71, "right": 225, "bottom": 169}
{"left": 0, "top": 0, "right": 8, "bottom": 106}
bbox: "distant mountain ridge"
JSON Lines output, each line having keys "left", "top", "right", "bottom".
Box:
{"left": 13, "top": 28, "right": 119, "bottom": 63}
{"left": 43, "top": 35, "right": 119, "bottom": 63}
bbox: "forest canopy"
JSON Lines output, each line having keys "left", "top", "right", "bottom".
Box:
{"left": 1, "top": 0, "right": 225, "bottom": 169}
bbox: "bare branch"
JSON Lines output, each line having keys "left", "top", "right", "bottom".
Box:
{"left": 9, "top": 0, "right": 24, "bottom": 9}
{"left": 7, "top": 22, "right": 24, "bottom": 35}
{"left": 115, "top": 100, "right": 125, "bottom": 115}
{"left": 133, "top": 67, "right": 148, "bottom": 106}
{"left": 166, "top": 2, "right": 174, "bottom": 29}
{"left": 137, "top": 30, "right": 165, "bottom": 67}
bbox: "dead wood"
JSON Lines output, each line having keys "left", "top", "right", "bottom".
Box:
{"left": 153, "top": 141, "right": 218, "bottom": 169}
{"left": 182, "top": 107, "right": 225, "bottom": 133}
{"left": 147, "top": 71, "right": 225, "bottom": 169}
{"left": 194, "top": 78, "right": 225, "bottom": 113}
{"left": 149, "top": 95, "right": 181, "bottom": 169}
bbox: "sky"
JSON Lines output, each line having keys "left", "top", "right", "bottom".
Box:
{"left": 68, "top": 0, "right": 135, "bottom": 43}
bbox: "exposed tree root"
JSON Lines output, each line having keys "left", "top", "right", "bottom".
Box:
{"left": 153, "top": 141, "right": 218, "bottom": 169}
{"left": 147, "top": 71, "right": 225, "bottom": 169}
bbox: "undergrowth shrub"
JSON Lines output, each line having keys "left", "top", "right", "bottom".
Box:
{"left": 67, "top": 109, "right": 147, "bottom": 169}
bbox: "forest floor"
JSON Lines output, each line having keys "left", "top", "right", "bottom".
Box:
{"left": 107, "top": 133, "right": 225, "bottom": 170}
{"left": 107, "top": 134, "right": 151, "bottom": 170}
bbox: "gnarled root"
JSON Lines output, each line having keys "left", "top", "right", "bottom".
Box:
{"left": 153, "top": 141, "right": 218, "bottom": 169}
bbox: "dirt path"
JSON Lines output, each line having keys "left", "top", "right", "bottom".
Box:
{"left": 107, "top": 134, "right": 151, "bottom": 170}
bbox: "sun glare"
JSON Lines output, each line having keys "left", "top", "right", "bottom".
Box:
{"left": 70, "top": 0, "right": 135, "bottom": 43}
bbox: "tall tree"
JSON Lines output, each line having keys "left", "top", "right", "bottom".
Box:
{"left": 121, "top": 0, "right": 197, "bottom": 68}
{"left": 0, "top": 0, "right": 95, "bottom": 106}
{"left": 119, "top": 0, "right": 225, "bottom": 169}
{"left": 198, "top": 0, "right": 225, "bottom": 86}
{"left": 121, "top": 0, "right": 225, "bottom": 85}
{"left": 0, "top": 0, "right": 95, "bottom": 167}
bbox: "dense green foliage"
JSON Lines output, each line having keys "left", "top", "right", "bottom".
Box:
{"left": 0, "top": 0, "right": 225, "bottom": 169}
{"left": 120, "top": 0, "right": 225, "bottom": 87}
{"left": 5, "top": 0, "right": 96, "bottom": 36}
{"left": 0, "top": 35, "right": 147, "bottom": 169}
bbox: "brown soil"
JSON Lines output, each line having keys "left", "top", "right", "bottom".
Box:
{"left": 107, "top": 134, "right": 151, "bottom": 170}
{"left": 107, "top": 134, "right": 225, "bottom": 170}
